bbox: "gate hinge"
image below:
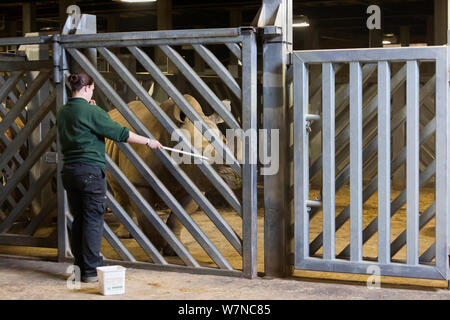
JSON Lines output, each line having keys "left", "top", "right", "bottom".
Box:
{"left": 45, "top": 152, "right": 58, "bottom": 164}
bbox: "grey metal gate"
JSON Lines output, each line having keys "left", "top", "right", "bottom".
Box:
{"left": 0, "top": 35, "right": 57, "bottom": 251}
{"left": 53, "top": 27, "right": 258, "bottom": 278}
{"left": 292, "top": 46, "right": 449, "bottom": 280}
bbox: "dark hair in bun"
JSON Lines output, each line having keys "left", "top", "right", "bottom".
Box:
{"left": 68, "top": 73, "right": 94, "bottom": 92}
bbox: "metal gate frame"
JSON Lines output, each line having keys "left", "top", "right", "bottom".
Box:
{"left": 292, "top": 45, "right": 449, "bottom": 280}
{"left": 0, "top": 35, "right": 57, "bottom": 250}
{"left": 52, "top": 27, "right": 258, "bottom": 278}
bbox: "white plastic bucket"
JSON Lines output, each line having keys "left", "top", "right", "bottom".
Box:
{"left": 96, "top": 265, "right": 126, "bottom": 295}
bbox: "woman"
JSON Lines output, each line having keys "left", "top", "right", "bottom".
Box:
{"left": 56, "top": 73, "right": 162, "bottom": 283}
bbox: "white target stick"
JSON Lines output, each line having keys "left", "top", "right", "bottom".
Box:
{"left": 162, "top": 146, "right": 212, "bottom": 161}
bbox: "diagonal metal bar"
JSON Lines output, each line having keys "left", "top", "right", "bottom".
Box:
{"left": 115, "top": 141, "right": 242, "bottom": 256}
{"left": 105, "top": 192, "right": 166, "bottom": 264}
{"left": 98, "top": 47, "right": 241, "bottom": 214}
{"left": 336, "top": 64, "right": 377, "bottom": 116}
{"left": 66, "top": 47, "right": 242, "bottom": 241}
{"left": 308, "top": 65, "right": 345, "bottom": 114}
{"left": 419, "top": 242, "right": 435, "bottom": 263}
{"left": 310, "top": 64, "right": 405, "bottom": 153}
{"left": 309, "top": 64, "right": 378, "bottom": 136}
{"left": 0, "top": 90, "right": 56, "bottom": 172}
{"left": 309, "top": 118, "right": 436, "bottom": 255}
{"left": 0, "top": 138, "right": 27, "bottom": 201}
{"left": 159, "top": 44, "right": 240, "bottom": 130}
{"left": 21, "top": 199, "right": 57, "bottom": 235}
{"left": 309, "top": 110, "right": 436, "bottom": 225}
{"left": 310, "top": 64, "right": 408, "bottom": 164}
{"left": 0, "top": 104, "right": 23, "bottom": 138}
{"left": 0, "top": 105, "right": 27, "bottom": 178}
{"left": 66, "top": 212, "right": 135, "bottom": 263}
{"left": 0, "top": 71, "right": 23, "bottom": 103}
{"left": 0, "top": 125, "right": 55, "bottom": 207}
{"left": 309, "top": 72, "right": 436, "bottom": 181}
{"left": 225, "top": 43, "right": 241, "bottom": 61}
{"left": 0, "top": 70, "right": 51, "bottom": 138}
{"left": 338, "top": 160, "right": 436, "bottom": 258}
{"left": 106, "top": 161, "right": 178, "bottom": 266}
{"left": 0, "top": 166, "right": 55, "bottom": 233}
{"left": 391, "top": 202, "right": 436, "bottom": 258}
{"left": 333, "top": 73, "right": 436, "bottom": 176}
{"left": 102, "top": 220, "right": 136, "bottom": 262}
{"left": 192, "top": 44, "right": 241, "bottom": 100}
{"left": 0, "top": 97, "right": 47, "bottom": 212}
{"left": 308, "top": 84, "right": 378, "bottom": 179}
{"left": 107, "top": 154, "right": 233, "bottom": 270}
{"left": 128, "top": 46, "right": 242, "bottom": 178}
{"left": 336, "top": 74, "right": 435, "bottom": 173}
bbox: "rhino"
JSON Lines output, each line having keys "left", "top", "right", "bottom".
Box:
{"left": 105, "top": 94, "right": 241, "bottom": 255}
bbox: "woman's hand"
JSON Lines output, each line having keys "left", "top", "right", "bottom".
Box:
{"left": 89, "top": 99, "right": 96, "bottom": 105}
{"left": 146, "top": 138, "right": 163, "bottom": 150}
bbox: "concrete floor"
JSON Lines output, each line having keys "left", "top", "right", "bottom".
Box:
{"left": 0, "top": 255, "right": 449, "bottom": 300}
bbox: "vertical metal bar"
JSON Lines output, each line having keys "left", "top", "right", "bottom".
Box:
{"left": 349, "top": 62, "right": 363, "bottom": 262}
{"left": 53, "top": 35, "right": 69, "bottom": 261}
{"left": 377, "top": 61, "right": 391, "bottom": 264}
{"left": 241, "top": 30, "right": 258, "bottom": 279}
{"left": 406, "top": 60, "right": 420, "bottom": 265}
{"left": 293, "top": 55, "right": 309, "bottom": 264}
{"left": 322, "top": 62, "right": 335, "bottom": 260}
{"left": 435, "top": 46, "right": 449, "bottom": 279}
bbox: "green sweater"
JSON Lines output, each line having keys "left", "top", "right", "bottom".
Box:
{"left": 56, "top": 97, "right": 130, "bottom": 168}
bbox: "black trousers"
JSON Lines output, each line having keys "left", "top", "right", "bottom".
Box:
{"left": 61, "top": 162, "right": 107, "bottom": 277}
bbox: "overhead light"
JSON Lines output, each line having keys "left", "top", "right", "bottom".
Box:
{"left": 382, "top": 33, "right": 397, "bottom": 46}
{"left": 293, "top": 15, "right": 310, "bottom": 28}
{"left": 119, "top": 0, "right": 156, "bottom": 2}
{"left": 293, "top": 22, "right": 310, "bottom": 28}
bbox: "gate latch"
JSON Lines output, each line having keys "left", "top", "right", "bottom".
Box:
{"left": 305, "top": 120, "right": 312, "bottom": 133}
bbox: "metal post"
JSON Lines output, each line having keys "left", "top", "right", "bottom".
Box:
{"left": 53, "top": 34, "right": 69, "bottom": 261}
{"left": 57, "top": 8, "right": 98, "bottom": 261}
{"left": 262, "top": 0, "right": 292, "bottom": 278}
{"left": 436, "top": 32, "right": 450, "bottom": 286}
